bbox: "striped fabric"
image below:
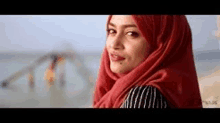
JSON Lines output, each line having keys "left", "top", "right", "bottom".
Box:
{"left": 120, "top": 86, "right": 170, "bottom": 108}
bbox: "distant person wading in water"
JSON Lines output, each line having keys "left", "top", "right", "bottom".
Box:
{"left": 44, "top": 55, "right": 64, "bottom": 83}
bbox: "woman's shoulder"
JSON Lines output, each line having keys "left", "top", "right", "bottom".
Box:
{"left": 120, "top": 85, "right": 171, "bottom": 108}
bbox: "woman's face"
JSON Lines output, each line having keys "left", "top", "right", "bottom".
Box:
{"left": 106, "top": 15, "right": 149, "bottom": 74}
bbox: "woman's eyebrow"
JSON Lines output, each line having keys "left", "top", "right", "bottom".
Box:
{"left": 109, "top": 22, "right": 137, "bottom": 28}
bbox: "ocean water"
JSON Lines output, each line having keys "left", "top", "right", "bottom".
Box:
{"left": 194, "top": 50, "right": 220, "bottom": 78}
{"left": 1, "top": 50, "right": 220, "bottom": 108}
{"left": 0, "top": 52, "right": 101, "bottom": 108}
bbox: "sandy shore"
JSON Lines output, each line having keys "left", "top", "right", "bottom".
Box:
{"left": 198, "top": 65, "right": 220, "bottom": 108}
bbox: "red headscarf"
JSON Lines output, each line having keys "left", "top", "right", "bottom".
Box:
{"left": 93, "top": 15, "right": 202, "bottom": 108}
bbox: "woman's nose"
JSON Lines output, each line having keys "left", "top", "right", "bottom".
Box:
{"left": 110, "top": 37, "right": 124, "bottom": 50}
{"left": 110, "top": 41, "right": 120, "bottom": 49}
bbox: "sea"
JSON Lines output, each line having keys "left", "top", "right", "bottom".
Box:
{"left": 0, "top": 51, "right": 101, "bottom": 108}
{"left": 0, "top": 49, "right": 220, "bottom": 108}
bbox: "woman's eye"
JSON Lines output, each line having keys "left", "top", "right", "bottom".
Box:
{"left": 107, "top": 29, "right": 116, "bottom": 34}
{"left": 127, "top": 32, "right": 139, "bottom": 38}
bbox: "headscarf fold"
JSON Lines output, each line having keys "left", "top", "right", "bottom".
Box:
{"left": 93, "top": 15, "right": 202, "bottom": 108}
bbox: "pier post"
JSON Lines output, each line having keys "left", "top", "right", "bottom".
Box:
{"left": 27, "top": 68, "right": 34, "bottom": 88}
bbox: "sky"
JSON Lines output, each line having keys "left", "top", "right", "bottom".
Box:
{"left": 0, "top": 15, "right": 219, "bottom": 53}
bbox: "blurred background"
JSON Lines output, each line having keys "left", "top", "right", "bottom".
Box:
{"left": 0, "top": 15, "right": 220, "bottom": 108}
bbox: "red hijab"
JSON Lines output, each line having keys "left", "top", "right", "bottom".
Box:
{"left": 93, "top": 15, "right": 203, "bottom": 108}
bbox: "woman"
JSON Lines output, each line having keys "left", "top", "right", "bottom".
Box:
{"left": 93, "top": 15, "right": 203, "bottom": 108}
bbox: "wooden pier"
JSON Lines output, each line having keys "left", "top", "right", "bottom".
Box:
{"left": 0, "top": 51, "right": 95, "bottom": 89}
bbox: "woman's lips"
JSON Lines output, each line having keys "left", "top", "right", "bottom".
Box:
{"left": 110, "top": 54, "right": 125, "bottom": 61}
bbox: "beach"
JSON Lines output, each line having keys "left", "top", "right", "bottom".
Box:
{"left": 198, "top": 66, "right": 220, "bottom": 108}
{"left": 1, "top": 50, "right": 220, "bottom": 108}
{"left": 0, "top": 51, "right": 100, "bottom": 108}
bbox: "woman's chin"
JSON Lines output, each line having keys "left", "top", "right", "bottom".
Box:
{"left": 110, "top": 66, "right": 129, "bottom": 74}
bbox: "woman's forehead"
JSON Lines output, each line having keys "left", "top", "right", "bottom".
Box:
{"left": 109, "top": 15, "right": 136, "bottom": 26}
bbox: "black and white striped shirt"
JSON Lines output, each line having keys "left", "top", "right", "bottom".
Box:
{"left": 120, "top": 86, "right": 171, "bottom": 108}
